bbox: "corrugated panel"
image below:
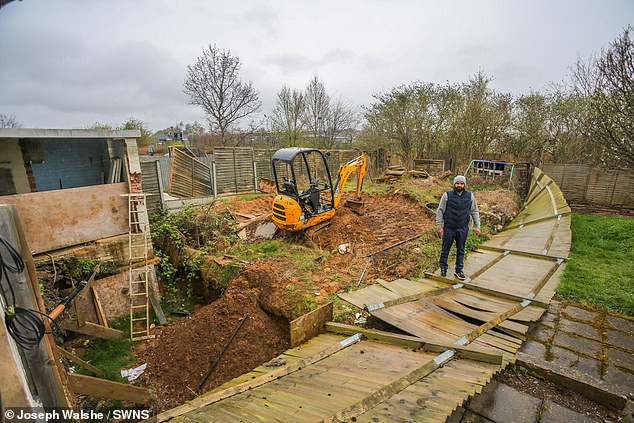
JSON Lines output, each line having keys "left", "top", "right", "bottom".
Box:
{"left": 214, "top": 147, "right": 255, "bottom": 195}
{"left": 169, "top": 149, "right": 213, "bottom": 198}
{"left": 140, "top": 161, "right": 163, "bottom": 214}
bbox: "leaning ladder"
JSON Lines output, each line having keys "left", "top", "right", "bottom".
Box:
{"left": 125, "top": 193, "right": 151, "bottom": 340}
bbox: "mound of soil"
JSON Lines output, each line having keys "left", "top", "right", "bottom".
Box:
{"left": 134, "top": 262, "right": 291, "bottom": 412}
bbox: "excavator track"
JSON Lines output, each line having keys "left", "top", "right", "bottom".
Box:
{"left": 304, "top": 220, "right": 332, "bottom": 241}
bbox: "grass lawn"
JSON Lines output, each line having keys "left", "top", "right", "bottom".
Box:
{"left": 557, "top": 212, "right": 634, "bottom": 316}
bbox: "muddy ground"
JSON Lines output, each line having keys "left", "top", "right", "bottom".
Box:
{"left": 132, "top": 185, "right": 525, "bottom": 412}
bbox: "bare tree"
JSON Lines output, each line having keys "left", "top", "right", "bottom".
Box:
{"left": 322, "top": 97, "right": 357, "bottom": 149}
{"left": 184, "top": 44, "right": 261, "bottom": 142}
{"left": 0, "top": 113, "right": 21, "bottom": 128}
{"left": 303, "top": 76, "right": 330, "bottom": 140}
{"left": 270, "top": 86, "right": 305, "bottom": 147}
{"left": 572, "top": 26, "right": 634, "bottom": 167}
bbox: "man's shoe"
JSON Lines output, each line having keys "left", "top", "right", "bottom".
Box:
{"left": 440, "top": 269, "right": 447, "bottom": 277}
{"left": 454, "top": 270, "right": 466, "bottom": 280}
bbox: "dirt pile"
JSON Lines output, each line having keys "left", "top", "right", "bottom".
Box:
{"left": 476, "top": 189, "right": 520, "bottom": 228}
{"left": 311, "top": 192, "right": 435, "bottom": 255}
{"left": 134, "top": 262, "right": 291, "bottom": 412}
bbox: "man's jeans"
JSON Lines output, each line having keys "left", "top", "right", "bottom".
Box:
{"left": 439, "top": 226, "right": 468, "bottom": 271}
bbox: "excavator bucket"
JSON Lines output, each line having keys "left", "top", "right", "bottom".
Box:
{"left": 344, "top": 199, "right": 365, "bottom": 215}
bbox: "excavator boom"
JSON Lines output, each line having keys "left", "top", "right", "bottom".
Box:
{"left": 333, "top": 154, "right": 367, "bottom": 208}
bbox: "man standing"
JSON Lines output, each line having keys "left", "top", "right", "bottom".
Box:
{"left": 436, "top": 175, "right": 481, "bottom": 280}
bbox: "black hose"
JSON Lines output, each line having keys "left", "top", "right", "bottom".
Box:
{"left": 0, "top": 234, "right": 52, "bottom": 350}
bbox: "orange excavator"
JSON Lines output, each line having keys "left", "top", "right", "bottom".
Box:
{"left": 271, "top": 148, "right": 367, "bottom": 231}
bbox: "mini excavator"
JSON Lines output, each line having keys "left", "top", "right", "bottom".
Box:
{"left": 271, "top": 148, "right": 367, "bottom": 232}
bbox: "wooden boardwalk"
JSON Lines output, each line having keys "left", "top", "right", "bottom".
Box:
{"left": 155, "top": 168, "right": 571, "bottom": 422}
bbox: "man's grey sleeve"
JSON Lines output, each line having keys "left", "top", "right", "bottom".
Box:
{"left": 471, "top": 194, "right": 481, "bottom": 229}
{"left": 436, "top": 192, "right": 448, "bottom": 228}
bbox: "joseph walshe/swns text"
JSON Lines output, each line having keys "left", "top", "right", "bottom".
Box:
{"left": 4, "top": 408, "right": 152, "bottom": 421}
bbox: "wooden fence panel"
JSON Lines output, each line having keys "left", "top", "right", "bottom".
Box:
{"left": 169, "top": 149, "right": 213, "bottom": 198}
{"left": 254, "top": 149, "right": 275, "bottom": 181}
{"left": 611, "top": 171, "right": 634, "bottom": 207}
{"left": 586, "top": 169, "right": 619, "bottom": 205}
{"left": 214, "top": 147, "right": 255, "bottom": 195}
{"left": 542, "top": 164, "right": 633, "bottom": 208}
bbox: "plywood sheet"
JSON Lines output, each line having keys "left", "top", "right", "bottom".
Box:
{"left": 0, "top": 182, "right": 129, "bottom": 253}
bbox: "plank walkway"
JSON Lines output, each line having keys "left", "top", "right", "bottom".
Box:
{"left": 155, "top": 168, "right": 571, "bottom": 422}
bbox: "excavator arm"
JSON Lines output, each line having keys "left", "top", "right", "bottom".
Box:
{"left": 333, "top": 154, "right": 367, "bottom": 208}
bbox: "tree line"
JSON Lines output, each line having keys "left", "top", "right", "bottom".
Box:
{"left": 362, "top": 26, "right": 633, "bottom": 169}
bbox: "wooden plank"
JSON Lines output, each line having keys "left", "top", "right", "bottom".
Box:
{"left": 290, "top": 302, "right": 333, "bottom": 347}
{"left": 424, "top": 272, "right": 549, "bottom": 308}
{"left": 90, "top": 286, "right": 108, "bottom": 327}
{"left": 469, "top": 251, "right": 507, "bottom": 280}
{"left": 0, "top": 183, "right": 130, "bottom": 254}
{"left": 60, "top": 321, "right": 125, "bottom": 339}
{"left": 325, "top": 322, "right": 503, "bottom": 365}
{"left": 478, "top": 245, "right": 567, "bottom": 262}
{"left": 156, "top": 333, "right": 363, "bottom": 422}
{"left": 368, "top": 283, "right": 464, "bottom": 311}
{"left": 337, "top": 284, "right": 399, "bottom": 309}
{"left": 432, "top": 296, "right": 528, "bottom": 338}
{"left": 148, "top": 285, "right": 167, "bottom": 325}
{"left": 321, "top": 351, "right": 454, "bottom": 423}
{"left": 67, "top": 373, "right": 149, "bottom": 403}
{"left": 56, "top": 346, "right": 103, "bottom": 376}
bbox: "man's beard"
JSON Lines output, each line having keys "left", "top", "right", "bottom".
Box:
{"left": 455, "top": 187, "right": 464, "bottom": 193}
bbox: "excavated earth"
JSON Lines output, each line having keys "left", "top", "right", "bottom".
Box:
{"left": 133, "top": 188, "right": 520, "bottom": 413}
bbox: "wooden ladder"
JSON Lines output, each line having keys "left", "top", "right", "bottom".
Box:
{"left": 125, "top": 193, "right": 151, "bottom": 341}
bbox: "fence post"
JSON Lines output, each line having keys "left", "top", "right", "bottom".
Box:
{"left": 155, "top": 160, "right": 164, "bottom": 203}
{"left": 608, "top": 170, "right": 619, "bottom": 207}
{"left": 253, "top": 153, "right": 258, "bottom": 193}
{"left": 582, "top": 165, "right": 591, "bottom": 203}
{"left": 212, "top": 159, "right": 217, "bottom": 198}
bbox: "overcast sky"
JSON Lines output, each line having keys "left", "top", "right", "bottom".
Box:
{"left": 0, "top": 0, "right": 632, "bottom": 132}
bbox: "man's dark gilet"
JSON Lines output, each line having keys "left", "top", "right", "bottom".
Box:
{"left": 443, "top": 189, "right": 472, "bottom": 229}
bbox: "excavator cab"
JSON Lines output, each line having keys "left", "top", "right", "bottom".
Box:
{"left": 271, "top": 147, "right": 367, "bottom": 232}
{"left": 271, "top": 148, "right": 335, "bottom": 231}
